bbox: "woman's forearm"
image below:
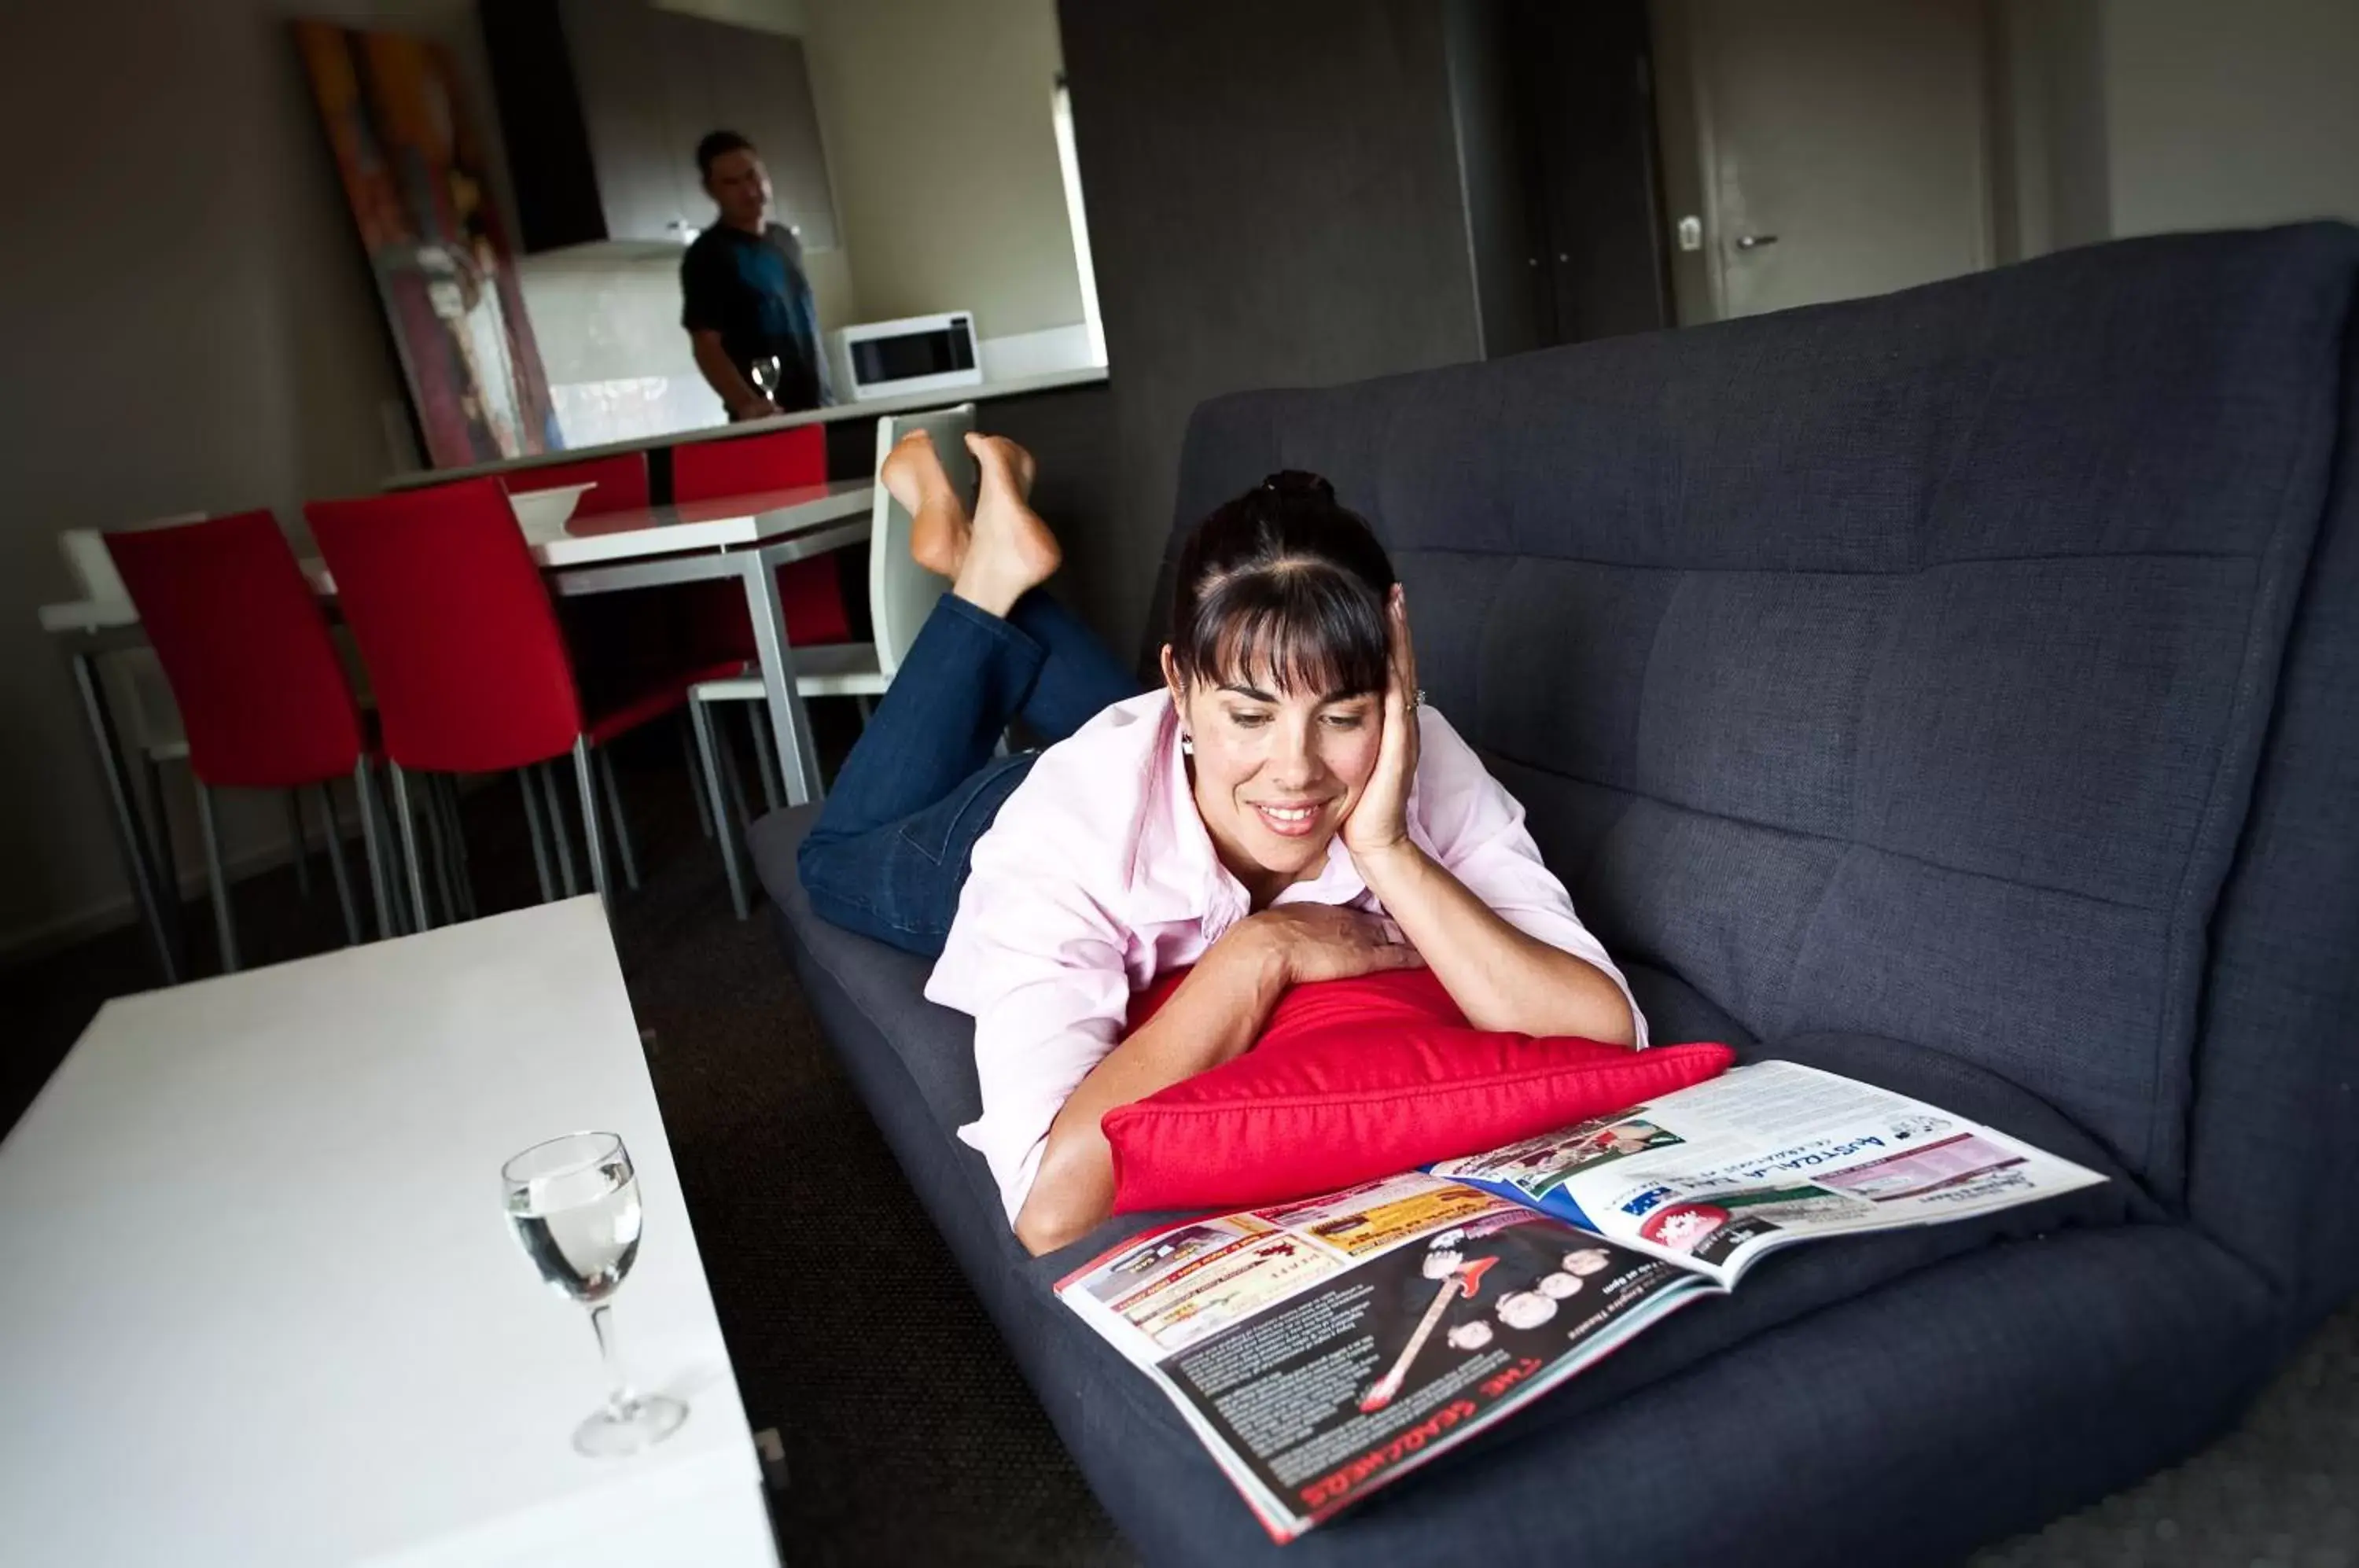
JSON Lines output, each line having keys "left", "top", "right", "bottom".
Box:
{"left": 1014, "top": 932, "right": 1287, "bottom": 1255}
{"left": 1357, "top": 843, "right": 1634, "bottom": 1044}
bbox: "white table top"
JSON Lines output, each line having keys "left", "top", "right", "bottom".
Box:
{"left": 533, "top": 479, "right": 871, "bottom": 566}
{"left": 385, "top": 364, "right": 1108, "bottom": 490}
{"left": 0, "top": 898, "right": 777, "bottom": 1567}
{"left": 37, "top": 480, "right": 874, "bottom": 635}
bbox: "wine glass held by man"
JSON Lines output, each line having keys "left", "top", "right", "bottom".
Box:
{"left": 793, "top": 451, "right": 1646, "bottom": 1256}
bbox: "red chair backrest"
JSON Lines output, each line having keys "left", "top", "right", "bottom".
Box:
{"left": 105, "top": 510, "right": 366, "bottom": 790}
{"left": 306, "top": 479, "right": 583, "bottom": 773}
{"left": 504, "top": 453, "right": 650, "bottom": 517}
{"left": 671, "top": 425, "right": 826, "bottom": 501}
{"left": 672, "top": 425, "right": 850, "bottom": 648}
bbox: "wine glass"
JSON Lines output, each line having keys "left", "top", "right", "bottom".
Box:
{"left": 746, "top": 355, "right": 782, "bottom": 406}
{"left": 501, "top": 1131, "right": 689, "bottom": 1456}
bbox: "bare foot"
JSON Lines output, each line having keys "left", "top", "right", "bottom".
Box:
{"left": 881, "top": 429, "right": 970, "bottom": 578}
{"left": 952, "top": 434, "right": 1061, "bottom": 617}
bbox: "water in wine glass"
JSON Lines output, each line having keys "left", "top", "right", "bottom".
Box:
{"left": 500, "top": 1131, "right": 688, "bottom": 1456}
{"left": 506, "top": 1156, "right": 641, "bottom": 1305}
{"left": 748, "top": 355, "right": 782, "bottom": 400}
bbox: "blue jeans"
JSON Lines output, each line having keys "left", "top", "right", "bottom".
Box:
{"left": 797, "top": 591, "right": 1141, "bottom": 955}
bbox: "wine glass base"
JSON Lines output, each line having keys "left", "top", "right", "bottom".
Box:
{"left": 573, "top": 1393, "right": 690, "bottom": 1458}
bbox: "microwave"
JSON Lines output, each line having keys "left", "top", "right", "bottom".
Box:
{"left": 831, "top": 311, "right": 985, "bottom": 402}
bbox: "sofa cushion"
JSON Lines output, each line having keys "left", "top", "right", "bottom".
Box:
{"left": 1168, "top": 224, "right": 2359, "bottom": 1196}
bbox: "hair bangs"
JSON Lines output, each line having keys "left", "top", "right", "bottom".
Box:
{"left": 1180, "top": 561, "right": 1389, "bottom": 699}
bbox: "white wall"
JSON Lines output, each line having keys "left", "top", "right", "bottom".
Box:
{"left": 799, "top": 0, "right": 1084, "bottom": 339}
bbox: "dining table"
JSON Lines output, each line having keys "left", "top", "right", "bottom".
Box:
{"left": 37, "top": 480, "right": 874, "bottom": 985}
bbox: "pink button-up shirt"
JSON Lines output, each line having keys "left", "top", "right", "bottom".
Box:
{"left": 927, "top": 690, "right": 1648, "bottom": 1221}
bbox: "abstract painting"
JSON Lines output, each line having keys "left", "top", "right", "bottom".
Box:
{"left": 293, "top": 20, "right": 561, "bottom": 467}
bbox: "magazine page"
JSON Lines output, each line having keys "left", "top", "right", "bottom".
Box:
{"left": 1055, "top": 1170, "right": 1712, "bottom": 1540}
{"left": 1431, "top": 1060, "right": 2110, "bottom": 1289}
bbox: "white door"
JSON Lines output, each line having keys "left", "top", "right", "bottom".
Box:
{"left": 1676, "top": 0, "right": 1993, "bottom": 318}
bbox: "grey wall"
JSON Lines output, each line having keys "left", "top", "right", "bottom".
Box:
{"left": 2101, "top": 0, "right": 2359, "bottom": 238}
{"left": 1056, "top": 0, "right": 1485, "bottom": 657}
{"left": 0, "top": 0, "right": 491, "bottom": 958}
{"left": 1998, "top": 0, "right": 2359, "bottom": 259}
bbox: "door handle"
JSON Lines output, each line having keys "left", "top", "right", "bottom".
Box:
{"left": 1735, "top": 234, "right": 1779, "bottom": 250}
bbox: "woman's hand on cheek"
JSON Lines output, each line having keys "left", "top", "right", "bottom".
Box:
{"left": 1340, "top": 583, "right": 1421, "bottom": 865}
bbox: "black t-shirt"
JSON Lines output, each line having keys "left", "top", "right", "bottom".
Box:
{"left": 680, "top": 222, "right": 831, "bottom": 412}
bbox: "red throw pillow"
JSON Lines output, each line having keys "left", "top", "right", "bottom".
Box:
{"left": 1102, "top": 967, "right": 1735, "bottom": 1214}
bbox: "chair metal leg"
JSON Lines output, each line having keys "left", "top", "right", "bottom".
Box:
{"left": 418, "top": 775, "right": 457, "bottom": 926}
{"left": 854, "top": 693, "right": 875, "bottom": 726}
{"left": 679, "top": 711, "right": 715, "bottom": 841}
{"left": 518, "top": 769, "right": 557, "bottom": 904}
{"left": 74, "top": 652, "right": 177, "bottom": 985}
{"left": 318, "top": 782, "right": 361, "bottom": 946}
{"left": 284, "top": 790, "right": 314, "bottom": 901}
{"left": 434, "top": 776, "right": 477, "bottom": 919}
{"left": 355, "top": 760, "right": 398, "bottom": 940}
{"left": 746, "top": 705, "right": 784, "bottom": 815}
{"left": 571, "top": 738, "right": 613, "bottom": 915}
{"left": 539, "top": 763, "right": 580, "bottom": 897}
{"left": 716, "top": 712, "right": 753, "bottom": 831}
{"left": 595, "top": 745, "right": 641, "bottom": 893}
{"left": 690, "top": 698, "right": 749, "bottom": 921}
{"left": 389, "top": 762, "right": 432, "bottom": 933}
{"left": 142, "top": 753, "right": 187, "bottom": 973}
{"left": 193, "top": 781, "right": 239, "bottom": 974}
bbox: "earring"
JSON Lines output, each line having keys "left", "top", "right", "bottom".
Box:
{"left": 1180, "top": 732, "right": 1194, "bottom": 756}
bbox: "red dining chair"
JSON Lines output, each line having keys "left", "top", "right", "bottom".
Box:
{"left": 306, "top": 478, "right": 742, "bottom": 922}
{"left": 674, "top": 425, "right": 853, "bottom": 652}
{"left": 103, "top": 510, "right": 396, "bottom": 971}
{"left": 506, "top": 450, "right": 726, "bottom": 847}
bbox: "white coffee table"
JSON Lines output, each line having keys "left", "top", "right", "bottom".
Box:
{"left": 0, "top": 897, "right": 778, "bottom": 1566}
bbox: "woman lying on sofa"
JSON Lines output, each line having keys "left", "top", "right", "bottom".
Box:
{"left": 797, "top": 433, "right": 1644, "bottom": 1254}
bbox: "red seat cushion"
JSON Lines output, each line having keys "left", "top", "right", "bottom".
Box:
{"left": 1101, "top": 967, "right": 1735, "bottom": 1215}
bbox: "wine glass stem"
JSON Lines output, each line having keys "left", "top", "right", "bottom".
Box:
{"left": 587, "top": 1302, "right": 636, "bottom": 1420}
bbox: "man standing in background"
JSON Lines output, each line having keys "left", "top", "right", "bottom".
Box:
{"left": 682, "top": 130, "right": 832, "bottom": 421}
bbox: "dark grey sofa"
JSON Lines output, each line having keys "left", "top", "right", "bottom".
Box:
{"left": 749, "top": 223, "right": 2359, "bottom": 1567}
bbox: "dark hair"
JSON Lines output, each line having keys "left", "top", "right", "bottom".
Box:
{"left": 695, "top": 130, "right": 755, "bottom": 179}
{"left": 1169, "top": 471, "right": 1395, "bottom": 698}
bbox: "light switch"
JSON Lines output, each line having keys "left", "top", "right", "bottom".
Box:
{"left": 1676, "top": 215, "right": 1703, "bottom": 252}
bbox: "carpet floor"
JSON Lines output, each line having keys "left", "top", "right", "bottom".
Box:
{"left": 6, "top": 723, "right": 2353, "bottom": 1568}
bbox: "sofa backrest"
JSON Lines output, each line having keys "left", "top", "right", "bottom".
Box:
{"left": 1160, "top": 225, "right": 2359, "bottom": 1222}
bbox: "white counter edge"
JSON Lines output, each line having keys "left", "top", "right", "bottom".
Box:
{"left": 387, "top": 364, "right": 1110, "bottom": 491}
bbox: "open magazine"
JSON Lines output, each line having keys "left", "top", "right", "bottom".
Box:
{"left": 1055, "top": 1060, "right": 2107, "bottom": 1543}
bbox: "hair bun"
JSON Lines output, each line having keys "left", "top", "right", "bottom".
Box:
{"left": 1260, "top": 470, "right": 1336, "bottom": 502}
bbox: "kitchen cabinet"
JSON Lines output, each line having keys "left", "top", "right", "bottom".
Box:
{"left": 481, "top": 0, "right": 838, "bottom": 252}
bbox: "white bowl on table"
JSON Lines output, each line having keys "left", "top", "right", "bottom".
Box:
{"left": 506, "top": 481, "right": 597, "bottom": 535}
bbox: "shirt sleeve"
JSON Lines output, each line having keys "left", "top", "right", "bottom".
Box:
{"left": 931, "top": 836, "right": 1135, "bottom": 1224}
{"left": 679, "top": 245, "right": 723, "bottom": 334}
{"left": 1410, "top": 709, "right": 1651, "bottom": 1048}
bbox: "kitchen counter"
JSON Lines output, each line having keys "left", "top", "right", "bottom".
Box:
{"left": 385, "top": 364, "right": 1110, "bottom": 489}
